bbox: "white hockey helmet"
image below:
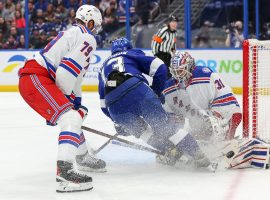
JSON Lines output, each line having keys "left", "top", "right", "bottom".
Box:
{"left": 170, "top": 51, "right": 195, "bottom": 82}
{"left": 75, "top": 5, "right": 102, "bottom": 33}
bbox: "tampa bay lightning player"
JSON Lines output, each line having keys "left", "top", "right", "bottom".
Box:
{"left": 98, "top": 38, "right": 215, "bottom": 169}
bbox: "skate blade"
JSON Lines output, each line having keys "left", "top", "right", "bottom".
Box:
{"left": 56, "top": 181, "right": 93, "bottom": 193}
{"left": 77, "top": 165, "right": 107, "bottom": 173}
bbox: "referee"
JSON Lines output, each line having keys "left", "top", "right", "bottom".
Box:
{"left": 151, "top": 15, "right": 178, "bottom": 78}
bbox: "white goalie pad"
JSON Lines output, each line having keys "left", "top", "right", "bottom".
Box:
{"left": 229, "top": 138, "right": 270, "bottom": 169}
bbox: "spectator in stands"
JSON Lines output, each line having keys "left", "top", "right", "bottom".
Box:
{"left": 3, "top": 0, "right": 15, "bottom": 24}
{"left": 194, "top": 20, "right": 213, "bottom": 48}
{"left": 29, "top": 26, "right": 40, "bottom": 48}
{"left": 10, "top": 26, "right": 19, "bottom": 41}
{"left": 34, "top": 16, "right": 48, "bottom": 33}
{"left": 47, "top": 26, "right": 57, "bottom": 41}
{"left": 0, "top": 2, "right": 4, "bottom": 17}
{"left": 99, "top": 0, "right": 111, "bottom": 12}
{"left": 260, "top": 23, "right": 270, "bottom": 40}
{"left": 64, "top": 0, "right": 79, "bottom": 11}
{"left": 35, "top": 30, "right": 48, "bottom": 49}
{"left": 15, "top": 10, "right": 26, "bottom": 34}
{"left": 52, "top": 16, "right": 67, "bottom": 32}
{"left": 45, "top": 3, "right": 55, "bottom": 23}
{"left": 35, "top": 0, "right": 48, "bottom": 12}
{"left": 28, "top": 1, "right": 35, "bottom": 25}
{"left": 225, "top": 21, "right": 244, "bottom": 48}
{"left": 15, "top": 2, "right": 24, "bottom": 14}
{"left": 0, "top": 31, "right": 4, "bottom": 48}
{"left": 3, "top": 35, "right": 18, "bottom": 49}
{"left": 66, "top": 8, "right": 76, "bottom": 28}
{"left": 55, "top": 3, "right": 68, "bottom": 21}
{"left": 0, "top": 17, "right": 8, "bottom": 38}
{"left": 102, "top": 1, "right": 118, "bottom": 34}
{"left": 17, "top": 34, "right": 25, "bottom": 49}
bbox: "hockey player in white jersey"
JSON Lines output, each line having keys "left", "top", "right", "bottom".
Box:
{"left": 19, "top": 5, "right": 105, "bottom": 192}
{"left": 162, "top": 51, "right": 270, "bottom": 169}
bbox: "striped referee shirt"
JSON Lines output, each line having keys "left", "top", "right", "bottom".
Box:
{"left": 151, "top": 25, "right": 177, "bottom": 55}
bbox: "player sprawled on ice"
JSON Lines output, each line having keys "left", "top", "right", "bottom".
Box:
{"left": 18, "top": 5, "right": 106, "bottom": 192}
{"left": 162, "top": 50, "right": 270, "bottom": 169}
{"left": 98, "top": 37, "right": 218, "bottom": 171}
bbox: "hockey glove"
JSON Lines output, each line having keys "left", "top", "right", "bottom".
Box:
{"left": 46, "top": 120, "right": 57, "bottom": 126}
{"left": 77, "top": 105, "right": 88, "bottom": 121}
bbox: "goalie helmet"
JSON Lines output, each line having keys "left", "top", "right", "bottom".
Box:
{"left": 75, "top": 5, "right": 102, "bottom": 33}
{"left": 170, "top": 51, "right": 195, "bottom": 83}
{"left": 111, "top": 37, "right": 133, "bottom": 54}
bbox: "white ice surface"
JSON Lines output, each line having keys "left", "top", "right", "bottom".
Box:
{"left": 0, "top": 92, "right": 270, "bottom": 200}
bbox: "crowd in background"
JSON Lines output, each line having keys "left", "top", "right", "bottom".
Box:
{"left": 0, "top": 0, "right": 160, "bottom": 49}
{"left": 0, "top": 0, "right": 269, "bottom": 49}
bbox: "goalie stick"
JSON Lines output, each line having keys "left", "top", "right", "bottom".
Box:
{"left": 81, "top": 126, "right": 163, "bottom": 155}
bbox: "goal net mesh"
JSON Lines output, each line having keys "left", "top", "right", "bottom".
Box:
{"left": 243, "top": 39, "right": 270, "bottom": 142}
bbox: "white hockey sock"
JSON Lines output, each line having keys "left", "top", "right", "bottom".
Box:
{"left": 77, "top": 132, "right": 88, "bottom": 156}
{"left": 57, "top": 131, "right": 80, "bottom": 162}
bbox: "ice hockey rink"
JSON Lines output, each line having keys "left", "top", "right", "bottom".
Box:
{"left": 1, "top": 92, "right": 270, "bottom": 200}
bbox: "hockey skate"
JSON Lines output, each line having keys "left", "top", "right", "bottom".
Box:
{"left": 76, "top": 151, "right": 107, "bottom": 172}
{"left": 56, "top": 160, "right": 93, "bottom": 193}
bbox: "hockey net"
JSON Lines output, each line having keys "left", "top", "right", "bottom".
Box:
{"left": 243, "top": 39, "right": 270, "bottom": 142}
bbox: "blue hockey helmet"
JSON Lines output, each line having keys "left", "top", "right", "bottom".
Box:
{"left": 170, "top": 51, "right": 195, "bottom": 82}
{"left": 111, "top": 37, "right": 133, "bottom": 54}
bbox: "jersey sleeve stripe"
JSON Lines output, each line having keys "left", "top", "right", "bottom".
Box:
{"left": 212, "top": 93, "right": 233, "bottom": 101}
{"left": 59, "top": 131, "right": 81, "bottom": 139}
{"left": 59, "top": 63, "right": 79, "bottom": 77}
{"left": 64, "top": 57, "right": 83, "bottom": 70}
{"left": 162, "top": 85, "right": 178, "bottom": 95}
{"left": 61, "top": 60, "right": 81, "bottom": 74}
{"left": 190, "top": 81, "right": 210, "bottom": 85}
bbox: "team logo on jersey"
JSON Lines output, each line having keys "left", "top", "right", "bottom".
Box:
{"left": 2, "top": 55, "right": 26, "bottom": 72}
{"left": 202, "top": 67, "right": 211, "bottom": 73}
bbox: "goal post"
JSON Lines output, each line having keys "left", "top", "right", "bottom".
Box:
{"left": 243, "top": 39, "right": 270, "bottom": 142}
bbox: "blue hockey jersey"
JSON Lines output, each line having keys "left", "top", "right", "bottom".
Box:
{"left": 98, "top": 49, "right": 167, "bottom": 118}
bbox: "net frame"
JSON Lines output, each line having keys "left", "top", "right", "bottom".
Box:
{"left": 243, "top": 39, "right": 270, "bottom": 141}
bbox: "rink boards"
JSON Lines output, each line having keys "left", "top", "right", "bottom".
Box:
{"left": 0, "top": 49, "right": 243, "bottom": 94}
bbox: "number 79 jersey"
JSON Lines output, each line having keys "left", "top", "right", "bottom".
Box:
{"left": 163, "top": 66, "right": 241, "bottom": 121}
{"left": 34, "top": 24, "right": 96, "bottom": 96}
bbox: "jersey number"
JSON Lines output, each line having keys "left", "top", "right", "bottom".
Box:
{"left": 80, "top": 41, "right": 93, "bottom": 57}
{"left": 107, "top": 57, "right": 125, "bottom": 72}
{"left": 215, "top": 79, "right": 225, "bottom": 90}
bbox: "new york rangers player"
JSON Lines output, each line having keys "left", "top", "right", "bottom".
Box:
{"left": 98, "top": 38, "right": 215, "bottom": 170}
{"left": 163, "top": 51, "right": 270, "bottom": 169}
{"left": 18, "top": 5, "right": 105, "bottom": 192}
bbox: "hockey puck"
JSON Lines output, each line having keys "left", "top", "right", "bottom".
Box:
{"left": 226, "top": 151, "right": 235, "bottom": 158}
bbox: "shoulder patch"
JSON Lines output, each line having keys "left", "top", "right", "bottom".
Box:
{"left": 202, "top": 67, "right": 211, "bottom": 73}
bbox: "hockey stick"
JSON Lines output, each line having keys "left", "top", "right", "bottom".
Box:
{"left": 81, "top": 126, "right": 163, "bottom": 155}
{"left": 93, "top": 133, "right": 119, "bottom": 155}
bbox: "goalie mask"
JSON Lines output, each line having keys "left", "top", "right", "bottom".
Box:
{"left": 170, "top": 51, "right": 195, "bottom": 83}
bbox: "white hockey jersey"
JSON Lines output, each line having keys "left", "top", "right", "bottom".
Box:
{"left": 34, "top": 23, "right": 97, "bottom": 97}
{"left": 163, "top": 66, "right": 241, "bottom": 131}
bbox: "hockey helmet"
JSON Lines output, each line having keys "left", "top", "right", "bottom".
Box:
{"left": 170, "top": 51, "right": 195, "bottom": 82}
{"left": 75, "top": 5, "right": 102, "bottom": 33}
{"left": 111, "top": 37, "right": 133, "bottom": 54}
